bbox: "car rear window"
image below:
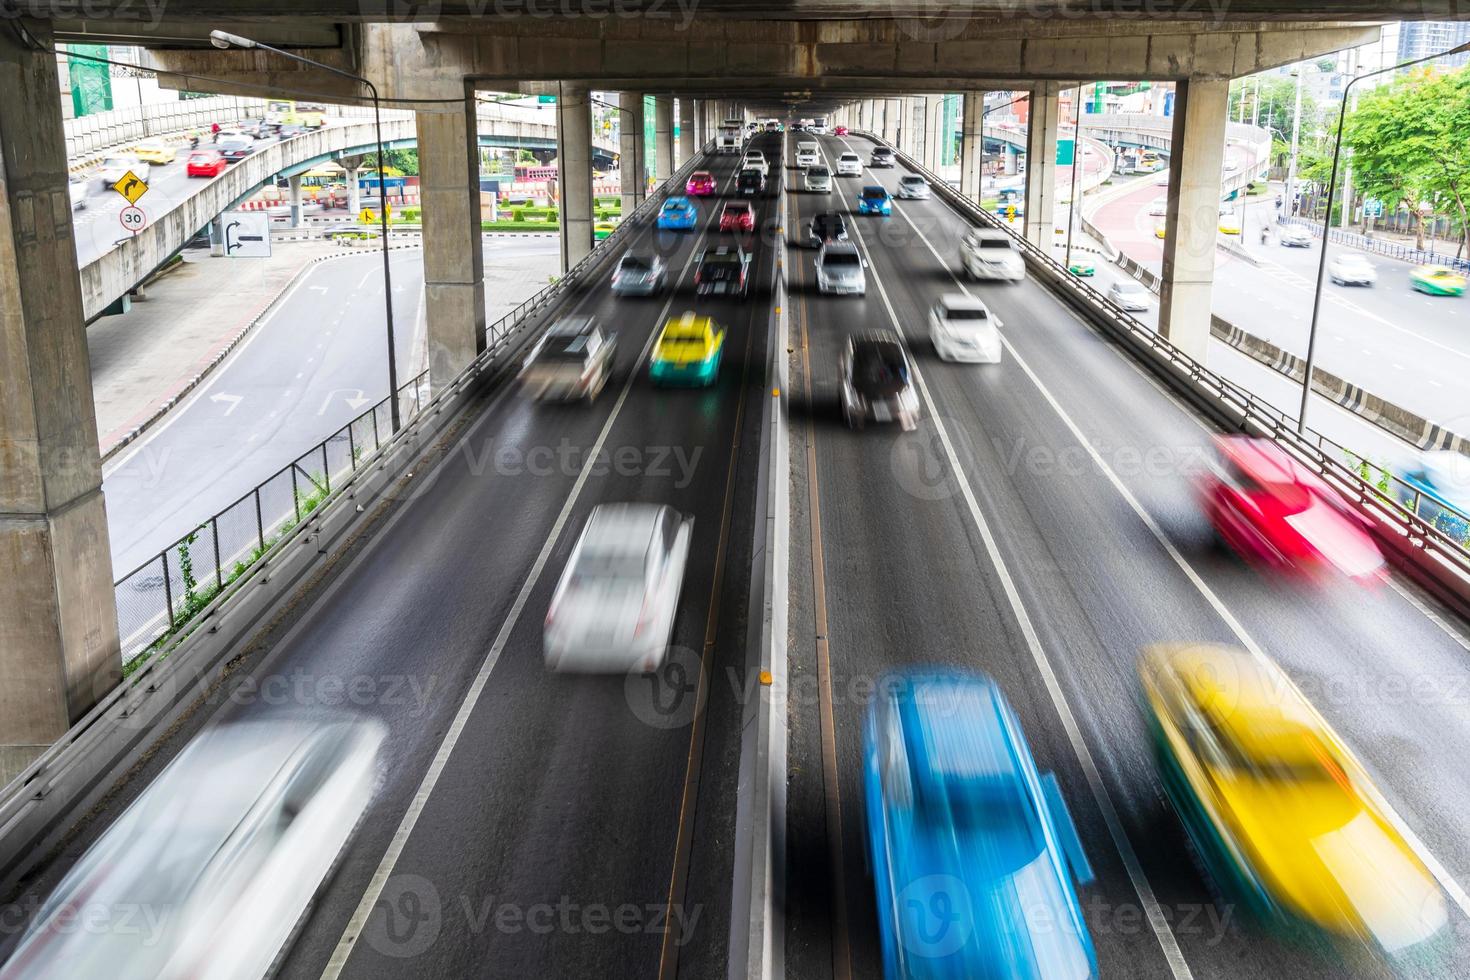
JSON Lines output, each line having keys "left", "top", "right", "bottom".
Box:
{"left": 853, "top": 345, "right": 908, "bottom": 395}
{"left": 808, "top": 167, "right": 829, "bottom": 177}
{"left": 823, "top": 252, "right": 860, "bottom": 267}
{"left": 863, "top": 189, "right": 886, "bottom": 200}
{"left": 620, "top": 256, "right": 651, "bottom": 271}
{"left": 944, "top": 307, "right": 987, "bottom": 321}
{"left": 974, "top": 238, "right": 1013, "bottom": 250}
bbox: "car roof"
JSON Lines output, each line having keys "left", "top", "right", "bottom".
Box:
{"left": 662, "top": 311, "right": 714, "bottom": 336}
{"left": 581, "top": 503, "right": 665, "bottom": 551}
{"left": 663, "top": 196, "right": 691, "bottom": 206}
{"left": 820, "top": 241, "right": 859, "bottom": 256}
{"left": 722, "top": 200, "right": 753, "bottom": 209}
{"left": 901, "top": 174, "right": 926, "bottom": 181}
{"left": 861, "top": 185, "right": 888, "bottom": 194}
{"left": 938, "top": 293, "right": 987, "bottom": 312}
{"left": 547, "top": 315, "right": 597, "bottom": 337}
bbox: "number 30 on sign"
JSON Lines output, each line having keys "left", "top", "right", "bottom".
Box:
{"left": 119, "top": 206, "right": 147, "bottom": 233}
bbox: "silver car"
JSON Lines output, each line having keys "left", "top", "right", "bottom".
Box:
{"left": 1107, "top": 279, "right": 1153, "bottom": 311}
{"left": 96, "top": 154, "right": 149, "bottom": 191}
{"left": 0, "top": 719, "right": 384, "bottom": 980}
{"left": 815, "top": 242, "right": 867, "bottom": 295}
{"left": 897, "top": 174, "right": 931, "bottom": 200}
{"left": 804, "top": 165, "right": 832, "bottom": 193}
{"left": 544, "top": 503, "right": 694, "bottom": 674}
{"left": 611, "top": 252, "right": 667, "bottom": 296}
{"left": 1328, "top": 253, "right": 1376, "bottom": 286}
{"left": 1279, "top": 224, "right": 1313, "bottom": 248}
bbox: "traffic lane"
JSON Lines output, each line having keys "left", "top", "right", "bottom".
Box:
{"left": 785, "top": 155, "right": 1187, "bottom": 979}
{"left": 874, "top": 170, "right": 1470, "bottom": 974}
{"left": 101, "top": 247, "right": 425, "bottom": 577}
{"left": 327, "top": 233, "right": 773, "bottom": 980}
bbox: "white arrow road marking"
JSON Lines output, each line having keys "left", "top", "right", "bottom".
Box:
{"left": 209, "top": 392, "right": 242, "bottom": 416}
{"left": 318, "top": 388, "right": 369, "bottom": 415}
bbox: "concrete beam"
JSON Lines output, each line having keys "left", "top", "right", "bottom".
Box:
{"left": 1024, "top": 84, "right": 1059, "bottom": 247}
{"left": 653, "top": 95, "right": 674, "bottom": 182}
{"left": 557, "top": 84, "right": 594, "bottom": 272}
{"left": 0, "top": 24, "right": 121, "bottom": 784}
{"left": 417, "top": 88, "right": 487, "bottom": 391}
{"left": 1159, "top": 76, "right": 1229, "bottom": 364}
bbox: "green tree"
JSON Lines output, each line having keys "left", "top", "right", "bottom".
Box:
{"left": 361, "top": 148, "right": 419, "bottom": 176}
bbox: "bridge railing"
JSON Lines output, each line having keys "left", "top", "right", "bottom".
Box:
{"left": 1281, "top": 216, "right": 1470, "bottom": 275}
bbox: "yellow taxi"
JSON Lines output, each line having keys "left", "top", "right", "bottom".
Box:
{"left": 1154, "top": 222, "right": 1167, "bottom": 240}
{"left": 1139, "top": 644, "right": 1446, "bottom": 955}
{"left": 132, "top": 139, "right": 177, "bottom": 165}
{"left": 1218, "top": 212, "right": 1242, "bottom": 235}
{"left": 650, "top": 312, "right": 725, "bottom": 387}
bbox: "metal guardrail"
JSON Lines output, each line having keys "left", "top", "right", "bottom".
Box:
{"left": 1282, "top": 216, "right": 1470, "bottom": 275}
{"left": 858, "top": 131, "right": 1470, "bottom": 584}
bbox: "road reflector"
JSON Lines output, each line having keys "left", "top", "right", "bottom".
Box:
{"left": 759, "top": 670, "right": 773, "bottom": 686}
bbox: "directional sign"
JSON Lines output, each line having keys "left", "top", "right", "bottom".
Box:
{"left": 112, "top": 170, "right": 148, "bottom": 205}
{"left": 118, "top": 206, "right": 147, "bottom": 233}
{"left": 222, "top": 211, "right": 271, "bottom": 258}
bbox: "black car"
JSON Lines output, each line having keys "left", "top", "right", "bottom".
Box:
{"left": 217, "top": 136, "right": 255, "bottom": 163}
{"left": 807, "top": 211, "right": 848, "bottom": 248}
{"left": 840, "top": 332, "right": 920, "bottom": 431}
{"left": 693, "top": 245, "right": 752, "bottom": 297}
{"left": 870, "top": 147, "right": 896, "bottom": 168}
{"left": 737, "top": 168, "right": 766, "bottom": 197}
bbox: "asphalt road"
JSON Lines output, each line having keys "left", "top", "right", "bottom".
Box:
{"left": 1089, "top": 174, "right": 1470, "bottom": 431}
{"left": 784, "top": 129, "right": 1470, "bottom": 979}
{"left": 5, "top": 139, "right": 777, "bottom": 979}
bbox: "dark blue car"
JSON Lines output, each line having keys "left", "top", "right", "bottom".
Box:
{"left": 864, "top": 669, "right": 1098, "bottom": 979}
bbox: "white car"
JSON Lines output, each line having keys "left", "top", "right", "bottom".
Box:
{"left": 959, "top": 229, "right": 1025, "bottom": 281}
{"left": 544, "top": 503, "right": 693, "bottom": 673}
{"left": 804, "top": 165, "right": 832, "bottom": 193}
{"left": 1328, "top": 253, "right": 1377, "bottom": 286}
{"left": 68, "top": 175, "right": 90, "bottom": 211}
{"left": 1, "top": 719, "right": 383, "bottom": 980}
{"left": 742, "top": 151, "right": 769, "bottom": 177}
{"left": 1148, "top": 196, "right": 1168, "bottom": 216}
{"left": 1107, "top": 279, "right": 1153, "bottom": 311}
{"left": 897, "top": 174, "right": 931, "bottom": 200}
{"left": 815, "top": 241, "right": 867, "bottom": 295}
{"left": 96, "top": 154, "right": 149, "bottom": 191}
{"left": 836, "top": 152, "right": 863, "bottom": 177}
{"left": 929, "top": 293, "right": 1002, "bottom": 363}
{"left": 1279, "top": 224, "right": 1313, "bottom": 248}
{"left": 795, "top": 141, "right": 820, "bottom": 168}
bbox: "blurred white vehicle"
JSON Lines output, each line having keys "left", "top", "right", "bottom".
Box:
{"left": 544, "top": 503, "right": 693, "bottom": 673}
{"left": 741, "top": 151, "right": 768, "bottom": 177}
{"left": 959, "top": 228, "right": 1025, "bottom": 281}
{"left": 897, "top": 174, "right": 931, "bottom": 200}
{"left": 1328, "top": 253, "right": 1377, "bottom": 286}
{"left": 1107, "top": 279, "right": 1153, "bottom": 311}
{"left": 96, "top": 154, "right": 148, "bottom": 191}
{"left": 929, "top": 293, "right": 1002, "bottom": 363}
{"left": 68, "top": 175, "right": 89, "bottom": 211}
{"left": 795, "top": 141, "right": 820, "bottom": 168}
{"left": 1148, "top": 196, "right": 1168, "bottom": 216}
{"left": 836, "top": 152, "right": 863, "bottom": 177}
{"left": 1280, "top": 224, "right": 1314, "bottom": 247}
{"left": 803, "top": 165, "right": 832, "bottom": 193}
{"left": 0, "top": 719, "right": 383, "bottom": 980}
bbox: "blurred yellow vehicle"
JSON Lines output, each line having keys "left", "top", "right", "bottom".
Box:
{"left": 132, "top": 139, "right": 177, "bottom": 165}
{"left": 1409, "top": 265, "right": 1465, "bottom": 297}
{"left": 1218, "top": 212, "right": 1242, "bottom": 235}
{"left": 1139, "top": 644, "right": 1446, "bottom": 955}
{"left": 650, "top": 312, "right": 725, "bottom": 387}
{"left": 1154, "top": 222, "right": 1167, "bottom": 240}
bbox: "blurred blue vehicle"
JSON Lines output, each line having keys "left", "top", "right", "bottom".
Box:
{"left": 1398, "top": 450, "right": 1470, "bottom": 540}
{"left": 864, "top": 669, "right": 1098, "bottom": 980}
{"left": 656, "top": 196, "right": 699, "bottom": 230}
{"left": 858, "top": 185, "right": 893, "bottom": 216}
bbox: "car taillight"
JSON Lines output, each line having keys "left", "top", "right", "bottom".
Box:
{"left": 633, "top": 594, "right": 654, "bottom": 637}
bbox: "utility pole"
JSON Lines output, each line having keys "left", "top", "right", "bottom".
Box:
{"left": 1284, "top": 65, "right": 1304, "bottom": 220}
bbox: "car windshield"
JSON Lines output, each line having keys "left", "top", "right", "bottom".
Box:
{"left": 662, "top": 201, "right": 685, "bottom": 211}
{"left": 862, "top": 189, "right": 886, "bottom": 200}
{"left": 814, "top": 215, "right": 843, "bottom": 230}
{"left": 823, "top": 252, "right": 860, "bottom": 267}
{"left": 620, "top": 256, "right": 652, "bottom": 271}
{"left": 841, "top": 154, "right": 859, "bottom": 162}
{"left": 189, "top": 153, "right": 213, "bottom": 163}
{"left": 974, "top": 239, "right": 1013, "bottom": 250}
{"left": 852, "top": 344, "right": 908, "bottom": 396}
{"left": 538, "top": 335, "right": 595, "bottom": 361}
{"left": 572, "top": 548, "right": 645, "bottom": 584}
{"left": 943, "top": 306, "right": 987, "bottom": 321}
{"left": 1116, "top": 283, "right": 1146, "bottom": 295}
{"left": 902, "top": 177, "right": 924, "bottom": 185}
{"left": 808, "top": 167, "right": 829, "bottom": 177}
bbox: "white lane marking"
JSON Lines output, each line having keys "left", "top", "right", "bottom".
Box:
{"left": 887, "top": 183, "right": 1470, "bottom": 929}
{"left": 825, "top": 134, "right": 1196, "bottom": 980}
{"left": 322, "top": 160, "right": 730, "bottom": 979}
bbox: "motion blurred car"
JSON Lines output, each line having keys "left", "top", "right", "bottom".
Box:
{"left": 67, "top": 175, "right": 89, "bottom": 210}
{"left": 858, "top": 185, "right": 892, "bottom": 216}
{"left": 1409, "top": 265, "right": 1466, "bottom": 296}
{"left": 132, "top": 139, "right": 176, "bottom": 165}
{"left": 959, "top": 229, "right": 1025, "bottom": 282}
{"left": 519, "top": 315, "right": 617, "bottom": 402}
{"left": 841, "top": 332, "right": 919, "bottom": 430}
{"left": 1279, "top": 224, "right": 1313, "bottom": 248}
{"left": 865, "top": 669, "right": 1097, "bottom": 980}
{"left": 815, "top": 241, "right": 867, "bottom": 296}
{"left": 795, "top": 141, "right": 820, "bottom": 168}
{"left": 870, "top": 147, "right": 896, "bottom": 168}
{"left": 1218, "top": 211, "right": 1242, "bottom": 235}
{"left": 216, "top": 134, "right": 255, "bottom": 163}
{"left": 1153, "top": 222, "right": 1167, "bottom": 240}
{"left": 1397, "top": 450, "right": 1470, "bottom": 538}
{"left": 1327, "top": 253, "right": 1377, "bottom": 287}
{"left": 0, "top": 719, "right": 383, "bottom": 980}
{"left": 803, "top": 165, "right": 832, "bottom": 193}
{"left": 834, "top": 124, "right": 849, "bottom": 136}
{"left": 742, "top": 150, "right": 769, "bottom": 176}
{"left": 693, "top": 245, "right": 751, "bottom": 297}
{"left": 1107, "top": 279, "right": 1152, "bottom": 311}
{"left": 1148, "top": 196, "right": 1168, "bottom": 216}
{"left": 1139, "top": 644, "right": 1447, "bottom": 955}
{"left": 807, "top": 211, "right": 848, "bottom": 248}
{"left": 543, "top": 503, "right": 693, "bottom": 674}
{"left": 764, "top": 120, "right": 781, "bottom": 133}
{"left": 897, "top": 174, "right": 931, "bottom": 200}
{"left": 96, "top": 154, "right": 149, "bottom": 190}
{"left": 611, "top": 252, "right": 667, "bottom": 297}
{"left": 718, "top": 200, "right": 756, "bottom": 232}
{"left": 929, "top": 293, "right": 1002, "bottom": 363}
{"left": 650, "top": 312, "right": 726, "bottom": 387}
{"left": 656, "top": 196, "right": 698, "bottom": 230}
{"left": 836, "top": 152, "right": 863, "bottom": 177}
{"left": 1198, "top": 435, "right": 1385, "bottom": 582}
{"left": 685, "top": 170, "right": 717, "bottom": 196}
{"left": 594, "top": 219, "right": 618, "bottom": 242}
{"left": 1068, "top": 258, "right": 1096, "bottom": 277}
{"left": 736, "top": 168, "right": 766, "bottom": 197}
{"left": 185, "top": 149, "right": 227, "bottom": 178}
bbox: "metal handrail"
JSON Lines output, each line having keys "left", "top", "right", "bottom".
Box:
{"left": 1281, "top": 215, "right": 1470, "bottom": 275}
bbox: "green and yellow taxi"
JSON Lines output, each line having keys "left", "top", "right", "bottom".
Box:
{"left": 1409, "top": 265, "right": 1465, "bottom": 297}
{"left": 1068, "top": 257, "right": 1096, "bottom": 277}
{"left": 594, "top": 219, "right": 618, "bottom": 242}
{"left": 650, "top": 312, "right": 726, "bottom": 387}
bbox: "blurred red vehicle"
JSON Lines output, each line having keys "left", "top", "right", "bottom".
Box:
{"left": 1198, "top": 436, "right": 1385, "bottom": 582}
{"left": 685, "top": 171, "right": 717, "bottom": 196}
{"left": 834, "top": 125, "right": 849, "bottom": 136}
{"left": 186, "top": 149, "right": 227, "bottom": 178}
{"left": 719, "top": 201, "right": 755, "bottom": 232}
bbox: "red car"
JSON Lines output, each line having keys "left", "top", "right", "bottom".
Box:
{"left": 834, "top": 125, "right": 849, "bottom": 136}
{"left": 719, "top": 201, "right": 755, "bottom": 232}
{"left": 685, "top": 171, "right": 717, "bottom": 196}
{"left": 1197, "top": 436, "right": 1385, "bottom": 582}
{"left": 186, "top": 149, "right": 227, "bottom": 178}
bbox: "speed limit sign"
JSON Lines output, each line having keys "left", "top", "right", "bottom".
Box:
{"left": 118, "top": 206, "right": 147, "bottom": 233}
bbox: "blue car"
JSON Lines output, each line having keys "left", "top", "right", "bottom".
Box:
{"left": 1398, "top": 450, "right": 1470, "bottom": 540}
{"left": 656, "top": 196, "right": 698, "bottom": 230}
{"left": 858, "top": 185, "right": 893, "bottom": 216}
{"left": 864, "top": 669, "right": 1098, "bottom": 980}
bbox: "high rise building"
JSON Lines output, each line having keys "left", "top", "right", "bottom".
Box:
{"left": 1396, "top": 20, "right": 1470, "bottom": 69}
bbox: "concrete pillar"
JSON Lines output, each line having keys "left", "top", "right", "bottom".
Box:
{"left": 1159, "top": 77, "right": 1229, "bottom": 364}
{"left": 923, "top": 95, "right": 945, "bottom": 173}
{"left": 619, "top": 90, "right": 645, "bottom": 214}
{"left": 960, "top": 91, "right": 984, "bottom": 202}
{"left": 0, "top": 24, "right": 121, "bottom": 784}
{"left": 653, "top": 95, "right": 674, "bottom": 181}
{"left": 887, "top": 98, "right": 903, "bottom": 146}
{"left": 287, "top": 173, "right": 303, "bottom": 227}
{"left": 416, "top": 88, "right": 487, "bottom": 392}
{"left": 1004, "top": 143, "right": 1019, "bottom": 176}
{"left": 1024, "top": 83, "right": 1060, "bottom": 247}
{"left": 340, "top": 155, "right": 364, "bottom": 215}
{"left": 677, "top": 98, "right": 696, "bottom": 167}
{"left": 556, "top": 83, "right": 595, "bottom": 272}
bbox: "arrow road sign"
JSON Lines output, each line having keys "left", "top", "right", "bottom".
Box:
{"left": 112, "top": 170, "right": 148, "bottom": 204}
{"left": 223, "top": 211, "right": 272, "bottom": 257}
{"left": 210, "top": 392, "right": 243, "bottom": 416}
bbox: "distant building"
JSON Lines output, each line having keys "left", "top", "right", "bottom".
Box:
{"left": 1396, "top": 20, "right": 1470, "bottom": 69}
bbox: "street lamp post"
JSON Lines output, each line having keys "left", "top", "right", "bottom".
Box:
{"left": 1284, "top": 66, "right": 1304, "bottom": 222}
{"left": 1296, "top": 39, "right": 1470, "bottom": 434}
{"left": 209, "top": 29, "right": 403, "bottom": 433}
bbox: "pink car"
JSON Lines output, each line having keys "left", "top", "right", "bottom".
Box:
{"left": 1198, "top": 436, "right": 1385, "bottom": 582}
{"left": 685, "top": 171, "right": 716, "bottom": 196}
